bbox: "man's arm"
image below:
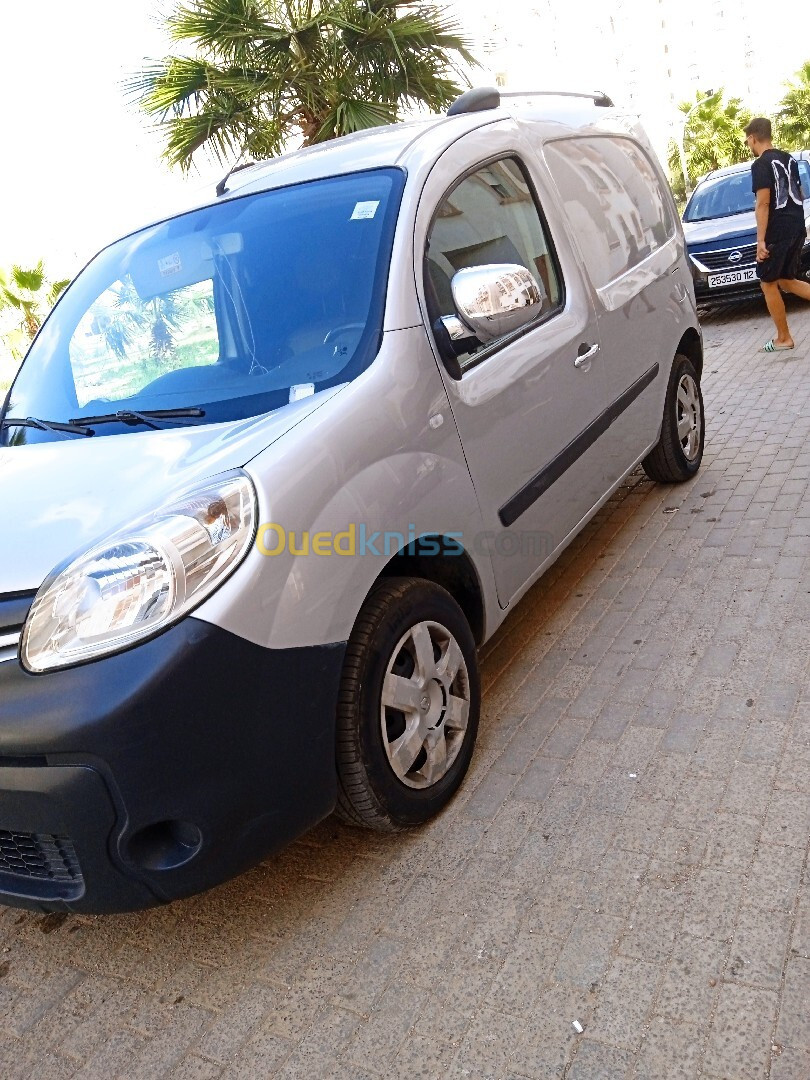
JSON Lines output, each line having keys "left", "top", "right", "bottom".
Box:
{"left": 755, "top": 187, "right": 770, "bottom": 261}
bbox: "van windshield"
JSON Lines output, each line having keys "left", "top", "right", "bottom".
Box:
{"left": 2, "top": 167, "right": 404, "bottom": 444}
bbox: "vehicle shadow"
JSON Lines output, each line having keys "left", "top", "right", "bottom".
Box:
{"left": 698, "top": 291, "right": 807, "bottom": 325}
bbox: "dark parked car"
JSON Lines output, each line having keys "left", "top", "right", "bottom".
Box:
{"left": 683, "top": 152, "right": 810, "bottom": 303}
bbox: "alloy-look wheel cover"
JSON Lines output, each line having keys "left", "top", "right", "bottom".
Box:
{"left": 380, "top": 619, "right": 471, "bottom": 789}
{"left": 676, "top": 372, "right": 702, "bottom": 462}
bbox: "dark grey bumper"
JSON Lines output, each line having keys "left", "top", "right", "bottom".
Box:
{"left": 0, "top": 619, "right": 346, "bottom": 912}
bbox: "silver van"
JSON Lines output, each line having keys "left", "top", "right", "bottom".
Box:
{"left": 0, "top": 88, "right": 704, "bottom": 912}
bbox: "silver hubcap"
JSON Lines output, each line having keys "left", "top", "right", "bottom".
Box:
{"left": 380, "top": 620, "right": 470, "bottom": 789}
{"left": 676, "top": 373, "right": 701, "bottom": 461}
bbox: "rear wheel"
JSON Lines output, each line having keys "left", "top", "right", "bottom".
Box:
{"left": 642, "top": 354, "right": 704, "bottom": 482}
{"left": 336, "top": 577, "right": 480, "bottom": 830}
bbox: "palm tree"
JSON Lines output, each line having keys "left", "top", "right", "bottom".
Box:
{"left": 667, "top": 90, "right": 753, "bottom": 204}
{"left": 129, "top": 0, "right": 477, "bottom": 173}
{"left": 0, "top": 263, "right": 70, "bottom": 365}
{"left": 776, "top": 61, "right": 810, "bottom": 150}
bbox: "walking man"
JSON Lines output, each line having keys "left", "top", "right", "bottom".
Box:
{"left": 744, "top": 116, "right": 810, "bottom": 351}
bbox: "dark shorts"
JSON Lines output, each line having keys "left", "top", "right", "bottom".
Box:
{"left": 757, "top": 230, "right": 806, "bottom": 282}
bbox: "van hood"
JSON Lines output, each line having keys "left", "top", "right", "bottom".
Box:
{"left": 682, "top": 211, "right": 756, "bottom": 246}
{"left": 0, "top": 388, "right": 342, "bottom": 595}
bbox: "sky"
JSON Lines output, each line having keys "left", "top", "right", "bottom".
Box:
{"left": 0, "top": 1, "right": 222, "bottom": 277}
{"left": 1, "top": 1, "right": 808, "bottom": 279}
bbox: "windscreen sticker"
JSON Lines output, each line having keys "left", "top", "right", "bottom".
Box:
{"left": 158, "top": 252, "right": 182, "bottom": 277}
{"left": 289, "top": 383, "right": 315, "bottom": 402}
{"left": 350, "top": 201, "right": 380, "bottom": 221}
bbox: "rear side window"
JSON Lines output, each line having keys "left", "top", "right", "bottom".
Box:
{"left": 798, "top": 160, "right": 810, "bottom": 198}
{"left": 425, "top": 157, "right": 562, "bottom": 366}
{"left": 544, "top": 137, "right": 676, "bottom": 290}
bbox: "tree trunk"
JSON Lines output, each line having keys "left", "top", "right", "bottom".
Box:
{"left": 298, "top": 108, "right": 329, "bottom": 145}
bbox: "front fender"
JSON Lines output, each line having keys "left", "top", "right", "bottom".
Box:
{"left": 193, "top": 329, "right": 497, "bottom": 649}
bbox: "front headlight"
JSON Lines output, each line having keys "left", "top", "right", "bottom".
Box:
{"left": 21, "top": 471, "right": 256, "bottom": 673}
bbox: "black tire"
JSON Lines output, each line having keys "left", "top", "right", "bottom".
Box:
{"left": 642, "top": 354, "right": 705, "bottom": 483}
{"left": 336, "top": 577, "right": 480, "bottom": 831}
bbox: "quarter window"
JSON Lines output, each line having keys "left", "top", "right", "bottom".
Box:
{"left": 543, "top": 137, "right": 676, "bottom": 290}
{"left": 425, "top": 157, "right": 562, "bottom": 366}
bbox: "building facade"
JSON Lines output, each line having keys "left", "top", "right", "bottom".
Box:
{"left": 452, "top": 0, "right": 808, "bottom": 171}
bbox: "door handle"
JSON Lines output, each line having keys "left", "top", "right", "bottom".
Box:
{"left": 574, "top": 343, "right": 600, "bottom": 367}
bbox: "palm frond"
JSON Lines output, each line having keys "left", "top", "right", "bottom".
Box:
{"left": 314, "top": 97, "right": 397, "bottom": 140}
{"left": 775, "top": 61, "right": 810, "bottom": 149}
{"left": 667, "top": 89, "right": 752, "bottom": 193}
{"left": 0, "top": 262, "right": 69, "bottom": 359}
{"left": 168, "top": 0, "right": 275, "bottom": 54}
{"left": 130, "top": 0, "right": 481, "bottom": 170}
{"left": 12, "top": 264, "right": 45, "bottom": 293}
{"left": 0, "top": 288, "right": 23, "bottom": 312}
{"left": 48, "top": 279, "right": 71, "bottom": 307}
{"left": 163, "top": 113, "right": 244, "bottom": 168}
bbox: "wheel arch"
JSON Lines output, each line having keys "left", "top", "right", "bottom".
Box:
{"left": 676, "top": 327, "right": 703, "bottom": 379}
{"left": 376, "top": 537, "right": 486, "bottom": 646}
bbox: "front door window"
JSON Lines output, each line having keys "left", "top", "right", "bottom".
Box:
{"left": 425, "top": 157, "right": 563, "bottom": 371}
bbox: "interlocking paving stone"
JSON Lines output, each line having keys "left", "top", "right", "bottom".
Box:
{"left": 566, "top": 1039, "right": 635, "bottom": 1079}
{"left": 770, "top": 1044, "right": 810, "bottom": 1080}
{"left": 776, "top": 957, "right": 810, "bottom": 1051}
{"left": 655, "top": 933, "right": 728, "bottom": 1026}
{"left": 702, "top": 983, "right": 779, "bottom": 1079}
{"left": 1, "top": 300, "right": 809, "bottom": 1077}
{"left": 728, "top": 903, "right": 794, "bottom": 991}
{"left": 553, "top": 912, "right": 624, "bottom": 989}
{"left": 633, "top": 1016, "right": 703, "bottom": 1080}
{"left": 582, "top": 955, "right": 658, "bottom": 1050}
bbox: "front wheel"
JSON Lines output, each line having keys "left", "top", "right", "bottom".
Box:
{"left": 336, "top": 577, "right": 480, "bottom": 830}
{"left": 642, "top": 354, "right": 704, "bottom": 483}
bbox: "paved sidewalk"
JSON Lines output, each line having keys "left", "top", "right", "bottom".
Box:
{"left": 1, "top": 299, "right": 809, "bottom": 1080}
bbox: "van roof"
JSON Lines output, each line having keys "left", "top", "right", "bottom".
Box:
{"left": 217, "top": 89, "right": 642, "bottom": 202}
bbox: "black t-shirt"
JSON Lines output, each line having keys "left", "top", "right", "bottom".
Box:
{"left": 751, "top": 149, "right": 806, "bottom": 242}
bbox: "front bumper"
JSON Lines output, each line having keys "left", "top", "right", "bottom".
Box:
{"left": 0, "top": 619, "right": 346, "bottom": 912}
{"left": 690, "top": 242, "right": 810, "bottom": 303}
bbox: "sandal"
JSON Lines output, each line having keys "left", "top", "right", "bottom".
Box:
{"left": 762, "top": 339, "right": 794, "bottom": 352}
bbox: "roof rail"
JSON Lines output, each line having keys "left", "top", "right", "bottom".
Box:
{"left": 446, "top": 88, "right": 616, "bottom": 117}
{"left": 500, "top": 90, "right": 614, "bottom": 108}
{"left": 447, "top": 87, "right": 501, "bottom": 116}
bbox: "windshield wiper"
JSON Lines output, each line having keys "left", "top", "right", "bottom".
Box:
{"left": 70, "top": 407, "right": 206, "bottom": 430}
{"left": 1, "top": 415, "right": 94, "bottom": 437}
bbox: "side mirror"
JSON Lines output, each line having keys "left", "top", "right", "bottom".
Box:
{"left": 451, "top": 263, "right": 543, "bottom": 345}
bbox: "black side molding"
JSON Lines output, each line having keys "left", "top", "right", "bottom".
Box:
{"left": 499, "top": 363, "right": 660, "bottom": 527}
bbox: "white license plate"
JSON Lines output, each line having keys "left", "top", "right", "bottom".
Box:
{"left": 707, "top": 267, "right": 757, "bottom": 288}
